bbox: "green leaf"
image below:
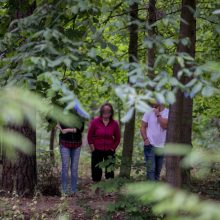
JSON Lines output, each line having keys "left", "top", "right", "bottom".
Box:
{"left": 108, "top": 43, "right": 118, "bottom": 52}
{"left": 155, "top": 93, "right": 165, "bottom": 104}
{"left": 213, "top": 9, "right": 220, "bottom": 15}
{"left": 201, "top": 86, "right": 214, "bottom": 97}
{"left": 136, "top": 100, "right": 151, "bottom": 113}
{"left": 190, "top": 82, "right": 203, "bottom": 97}
{"left": 0, "top": 129, "right": 34, "bottom": 159}
{"left": 156, "top": 143, "right": 192, "bottom": 156}
{"left": 177, "top": 56, "right": 185, "bottom": 68}
{"left": 164, "top": 38, "right": 175, "bottom": 47}
{"left": 166, "top": 91, "right": 176, "bottom": 104}
{"left": 88, "top": 48, "right": 97, "bottom": 58}
{"left": 185, "top": 78, "right": 197, "bottom": 88}
{"left": 63, "top": 57, "right": 71, "bottom": 68}
{"left": 168, "top": 56, "right": 176, "bottom": 66}
{"left": 121, "top": 107, "right": 134, "bottom": 123}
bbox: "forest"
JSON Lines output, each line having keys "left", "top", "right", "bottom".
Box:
{"left": 0, "top": 0, "right": 220, "bottom": 219}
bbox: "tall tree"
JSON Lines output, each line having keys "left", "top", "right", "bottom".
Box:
{"left": 166, "top": 0, "right": 196, "bottom": 187}
{"left": 147, "top": 0, "right": 157, "bottom": 79}
{"left": 49, "top": 128, "right": 56, "bottom": 161}
{"left": 1, "top": 0, "right": 37, "bottom": 196}
{"left": 119, "top": 2, "right": 138, "bottom": 178}
{"left": 2, "top": 120, "right": 36, "bottom": 196}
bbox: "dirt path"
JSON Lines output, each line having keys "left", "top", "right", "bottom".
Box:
{"left": 0, "top": 178, "right": 120, "bottom": 220}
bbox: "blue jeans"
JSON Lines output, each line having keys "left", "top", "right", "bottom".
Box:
{"left": 144, "top": 144, "right": 164, "bottom": 181}
{"left": 60, "top": 146, "right": 81, "bottom": 193}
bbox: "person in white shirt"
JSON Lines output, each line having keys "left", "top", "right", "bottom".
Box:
{"left": 140, "top": 103, "right": 169, "bottom": 180}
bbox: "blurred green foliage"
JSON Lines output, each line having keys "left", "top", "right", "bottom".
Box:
{"left": 0, "top": 0, "right": 219, "bottom": 219}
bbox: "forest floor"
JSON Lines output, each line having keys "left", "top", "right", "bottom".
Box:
{"left": 1, "top": 148, "right": 220, "bottom": 220}
{"left": 0, "top": 177, "right": 125, "bottom": 220}
{"left": 190, "top": 170, "right": 220, "bottom": 201}
{"left": 1, "top": 172, "right": 220, "bottom": 220}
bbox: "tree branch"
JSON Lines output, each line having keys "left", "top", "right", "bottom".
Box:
{"left": 198, "top": 16, "right": 218, "bottom": 24}
{"left": 102, "top": 2, "right": 124, "bottom": 25}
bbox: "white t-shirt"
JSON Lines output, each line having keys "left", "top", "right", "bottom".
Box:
{"left": 142, "top": 108, "right": 169, "bottom": 148}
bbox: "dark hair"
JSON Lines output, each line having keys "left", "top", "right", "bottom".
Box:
{"left": 100, "top": 103, "right": 114, "bottom": 120}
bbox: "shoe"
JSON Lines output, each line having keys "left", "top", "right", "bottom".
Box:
{"left": 69, "top": 192, "right": 76, "bottom": 197}
{"left": 95, "top": 187, "right": 100, "bottom": 196}
{"left": 105, "top": 192, "right": 114, "bottom": 198}
{"left": 61, "top": 192, "right": 68, "bottom": 198}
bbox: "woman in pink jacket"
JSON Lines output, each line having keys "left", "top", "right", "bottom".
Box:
{"left": 87, "top": 103, "right": 120, "bottom": 182}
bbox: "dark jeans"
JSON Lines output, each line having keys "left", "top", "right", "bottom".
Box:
{"left": 91, "top": 149, "right": 115, "bottom": 182}
{"left": 144, "top": 144, "right": 164, "bottom": 181}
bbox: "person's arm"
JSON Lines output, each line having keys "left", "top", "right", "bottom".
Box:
{"left": 157, "top": 115, "right": 168, "bottom": 129}
{"left": 56, "top": 123, "right": 62, "bottom": 131}
{"left": 56, "top": 123, "right": 77, "bottom": 134}
{"left": 154, "top": 109, "right": 168, "bottom": 129}
{"left": 67, "top": 122, "right": 84, "bottom": 134}
{"left": 61, "top": 128, "right": 77, "bottom": 134}
{"left": 140, "top": 121, "right": 150, "bottom": 145}
{"left": 87, "top": 120, "right": 95, "bottom": 152}
{"left": 112, "top": 122, "right": 121, "bottom": 150}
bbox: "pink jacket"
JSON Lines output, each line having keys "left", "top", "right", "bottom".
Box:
{"left": 87, "top": 117, "right": 120, "bottom": 151}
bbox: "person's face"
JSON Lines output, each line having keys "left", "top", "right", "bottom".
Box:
{"left": 102, "top": 106, "right": 112, "bottom": 119}
{"left": 151, "top": 103, "right": 160, "bottom": 109}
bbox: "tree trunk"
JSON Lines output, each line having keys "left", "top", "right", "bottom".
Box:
{"left": 8, "top": 0, "right": 36, "bottom": 20}
{"left": 147, "top": 0, "right": 156, "bottom": 79}
{"left": 1, "top": 0, "right": 37, "bottom": 196}
{"left": 166, "top": 0, "right": 196, "bottom": 187}
{"left": 120, "top": 111, "right": 136, "bottom": 178}
{"left": 166, "top": 90, "right": 184, "bottom": 187}
{"left": 117, "top": 100, "right": 122, "bottom": 133}
{"left": 2, "top": 120, "right": 36, "bottom": 196}
{"left": 181, "top": 93, "right": 194, "bottom": 185}
{"left": 180, "top": 0, "right": 196, "bottom": 185}
{"left": 119, "top": 2, "right": 138, "bottom": 178}
{"left": 49, "top": 128, "right": 56, "bottom": 161}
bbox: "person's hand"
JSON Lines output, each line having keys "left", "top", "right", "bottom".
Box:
{"left": 90, "top": 144, "right": 95, "bottom": 152}
{"left": 61, "top": 129, "right": 68, "bottom": 134}
{"left": 144, "top": 138, "right": 150, "bottom": 146}
{"left": 73, "top": 128, "right": 77, "bottom": 133}
{"left": 153, "top": 108, "right": 160, "bottom": 117}
{"left": 56, "top": 124, "right": 62, "bottom": 131}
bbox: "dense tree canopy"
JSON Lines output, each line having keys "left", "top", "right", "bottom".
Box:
{"left": 0, "top": 0, "right": 220, "bottom": 219}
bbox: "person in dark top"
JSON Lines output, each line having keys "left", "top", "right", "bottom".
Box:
{"left": 56, "top": 100, "right": 89, "bottom": 196}
{"left": 56, "top": 122, "right": 84, "bottom": 196}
